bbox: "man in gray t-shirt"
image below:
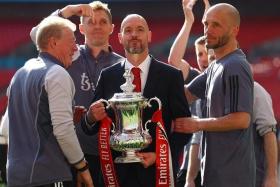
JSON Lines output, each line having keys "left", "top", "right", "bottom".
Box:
{"left": 174, "top": 3, "right": 255, "bottom": 187}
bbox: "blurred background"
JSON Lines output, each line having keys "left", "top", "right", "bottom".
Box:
{"left": 0, "top": 0, "right": 279, "bottom": 120}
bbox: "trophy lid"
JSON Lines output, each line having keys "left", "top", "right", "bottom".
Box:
{"left": 109, "top": 92, "right": 146, "bottom": 102}
{"left": 109, "top": 69, "right": 147, "bottom": 103}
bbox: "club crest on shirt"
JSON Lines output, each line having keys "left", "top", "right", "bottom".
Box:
{"left": 81, "top": 72, "right": 95, "bottom": 91}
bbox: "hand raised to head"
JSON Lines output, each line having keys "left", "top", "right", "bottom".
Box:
{"left": 61, "top": 4, "right": 94, "bottom": 18}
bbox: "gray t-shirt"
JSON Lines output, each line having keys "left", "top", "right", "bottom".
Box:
{"left": 188, "top": 49, "right": 255, "bottom": 187}
{"left": 253, "top": 81, "right": 277, "bottom": 187}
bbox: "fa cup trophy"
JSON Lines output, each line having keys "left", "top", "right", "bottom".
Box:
{"left": 100, "top": 69, "right": 161, "bottom": 163}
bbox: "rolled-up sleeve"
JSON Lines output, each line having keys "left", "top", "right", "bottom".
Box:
{"left": 253, "top": 82, "right": 277, "bottom": 136}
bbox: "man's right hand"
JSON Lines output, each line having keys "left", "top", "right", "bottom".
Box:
{"left": 86, "top": 99, "right": 107, "bottom": 124}
{"left": 184, "top": 180, "right": 196, "bottom": 187}
{"left": 60, "top": 4, "right": 93, "bottom": 18}
{"left": 174, "top": 117, "right": 200, "bottom": 133}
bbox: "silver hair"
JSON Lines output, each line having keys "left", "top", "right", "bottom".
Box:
{"left": 36, "top": 16, "right": 76, "bottom": 51}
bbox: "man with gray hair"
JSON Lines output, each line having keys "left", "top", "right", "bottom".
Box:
{"left": 6, "top": 16, "right": 93, "bottom": 187}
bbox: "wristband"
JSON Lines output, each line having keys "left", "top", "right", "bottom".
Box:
{"left": 76, "top": 161, "right": 89, "bottom": 172}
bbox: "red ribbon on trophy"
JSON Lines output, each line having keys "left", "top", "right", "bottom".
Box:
{"left": 98, "top": 110, "right": 174, "bottom": 187}
{"left": 152, "top": 109, "right": 174, "bottom": 187}
{"left": 98, "top": 116, "right": 120, "bottom": 187}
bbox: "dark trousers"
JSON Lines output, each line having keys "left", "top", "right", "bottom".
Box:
{"left": 36, "top": 182, "right": 65, "bottom": 187}
{"left": 85, "top": 153, "right": 104, "bottom": 187}
{"left": 115, "top": 162, "right": 156, "bottom": 187}
{"left": 60, "top": 154, "right": 103, "bottom": 187}
{"left": 0, "top": 144, "right": 7, "bottom": 183}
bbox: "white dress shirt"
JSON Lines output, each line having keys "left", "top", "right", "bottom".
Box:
{"left": 124, "top": 55, "right": 151, "bottom": 93}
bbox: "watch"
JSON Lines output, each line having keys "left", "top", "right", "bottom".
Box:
{"left": 76, "top": 161, "right": 89, "bottom": 172}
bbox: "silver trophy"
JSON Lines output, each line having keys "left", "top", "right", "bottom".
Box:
{"left": 100, "top": 69, "right": 161, "bottom": 163}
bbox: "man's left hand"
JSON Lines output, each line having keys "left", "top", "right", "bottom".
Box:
{"left": 136, "top": 152, "right": 156, "bottom": 168}
{"left": 263, "top": 175, "right": 278, "bottom": 187}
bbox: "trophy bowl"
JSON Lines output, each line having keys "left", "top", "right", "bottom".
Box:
{"left": 108, "top": 93, "right": 152, "bottom": 163}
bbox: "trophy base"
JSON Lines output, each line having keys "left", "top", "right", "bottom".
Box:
{"left": 114, "top": 151, "right": 142, "bottom": 163}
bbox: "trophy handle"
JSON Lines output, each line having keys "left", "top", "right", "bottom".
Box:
{"left": 147, "top": 97, "right": 162, "bottom": 110}
{"left": 98, "top": 99, "right": 115, "bottom": 132}
{"left": 111, "top": 122, "right": 116, "bottom": 133}
{"left": 143, "top": 97, "right": 162, "bottom": 132}
{"left": 99, "top": 99, "right": 111, "bottom": 109}
{"left": 143, "top": 120, "right": 152, "bottom": 133}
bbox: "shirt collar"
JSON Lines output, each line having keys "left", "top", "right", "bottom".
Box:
{"left": 124, "top": 55, "right": 151, "bottom": 73}
{"left": 123, "top": 55, "right": 151, "bottom": 93}
{"left": 85, "top": 44, "right": 113, "bottom": 59}
{"left": 39, "top": 52, "right": 64, "bottom": 67}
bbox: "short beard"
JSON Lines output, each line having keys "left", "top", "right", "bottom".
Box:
{"left": 125, "top": 43, "right": 145, "bottom": 54}
{"left": 206, "top": 34, "right": 230, "bottom": 49}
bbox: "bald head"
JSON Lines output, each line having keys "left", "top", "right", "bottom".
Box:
{"left": 120, "top": 14, "right": 149, "bottom": 32}
{"left": 203, "top": 3, "right": 240, "bottom": 56}
{"left": 207, "top": 3, "right": 240, "bottom": 27}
